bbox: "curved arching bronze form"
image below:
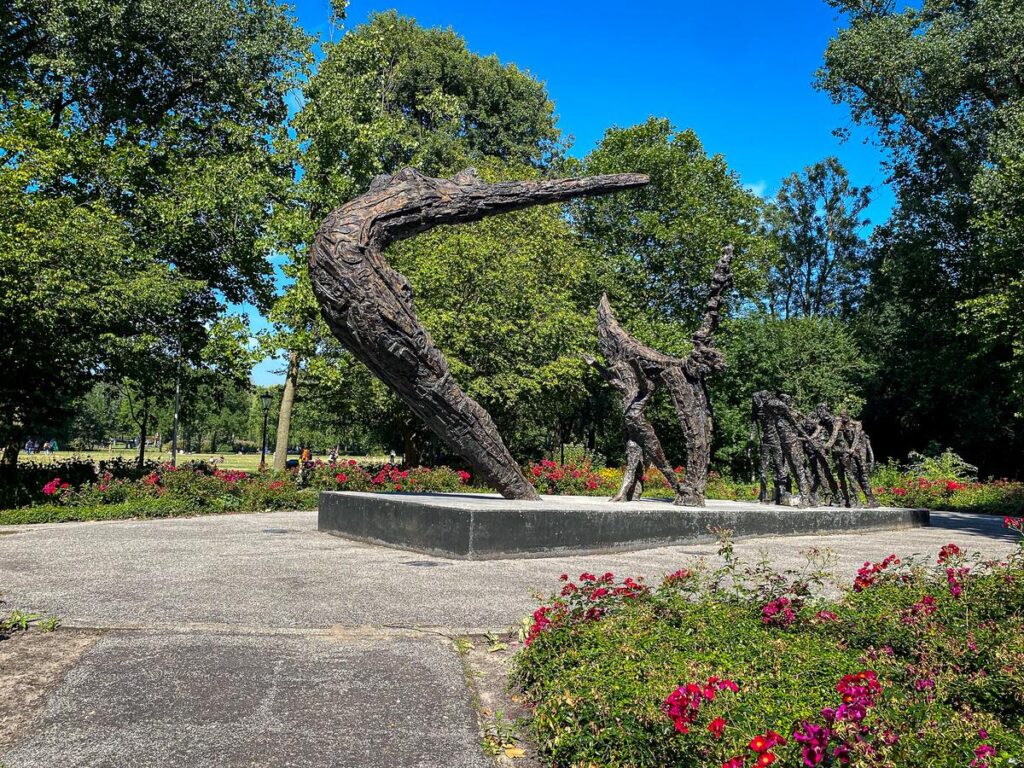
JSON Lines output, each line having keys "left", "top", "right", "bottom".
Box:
{"left": 309, "top": 167, "right": 649, "bottom": 499}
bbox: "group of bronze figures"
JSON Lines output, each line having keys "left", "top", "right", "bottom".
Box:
{"left": 752, "top": 392, "right": 877, "bottom": 508}
{"left": 309, "top": 167, "right": 875, "bottom": 508}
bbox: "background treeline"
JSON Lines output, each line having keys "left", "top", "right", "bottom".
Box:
{"left": 2, "top": 0, "right": 1021, "bottom": 478}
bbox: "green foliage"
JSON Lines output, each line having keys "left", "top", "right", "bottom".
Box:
{"left": 0, "top": 0, "right": 312, "bottom": 458}
{"left": 872, "top": 449, "right": 1024, "bottom": 516}
{"left": 714, "top": 315, "right": 872, "bottom": 474}
{"left": 819, "top": 0, "right": 1024, "bottom": 474}
{"left": 764, "top": 157, "right": 871, "bottom": 318}
{"left": 573, "top": 118, "right": 769, "bottom": 333}
{"left": 296, "top": 9, "right": 563, "bottom": 208}
{"left": 512, "top": 536, "right": 1024, "bottom": 767}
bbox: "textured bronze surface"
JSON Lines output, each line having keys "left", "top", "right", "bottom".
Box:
{"left": 594, "top": 248, "right": 734, "bottom": 506}
{"left": 310, "top": 167, "right": 648, "bottom": 499}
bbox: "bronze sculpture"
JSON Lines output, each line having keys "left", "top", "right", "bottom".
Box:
{"left": 752, "top": 393, "right": 878, "bottom": 508}
{"left": 309, "top": 167, "right": 648, "bottom": 500}
{"left": 592, "top": 248, "right": 734, "bottom": 506}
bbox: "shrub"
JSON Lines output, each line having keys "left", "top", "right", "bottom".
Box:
{"left": 525, "top": 458, "right": 616, "bottom": 495}
{"left": 511, "top": 525, "right": 1024, "bottom": 767}
{"left": 872, "top": 450, "right": 1024, "bottom": 516}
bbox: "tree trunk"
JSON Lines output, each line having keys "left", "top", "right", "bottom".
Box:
{"left": 272, "top": 351, "right": 299, "bottom": 471}
{"left": 2, "top": 442, "right": 19, "bottom": 468}
{"left": 136, "top": 397, "right": 149, "bottom": 469}
{"left": 401, "top": 422, "right": 420, "bottom": 467}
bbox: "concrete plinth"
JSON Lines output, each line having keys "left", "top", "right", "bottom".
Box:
{"left": 317, "top": 492, "right": 930, "bottom": 560}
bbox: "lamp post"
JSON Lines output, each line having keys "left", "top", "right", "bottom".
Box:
{"left": 259, "top": 391, "right": 273, "bottom": 470}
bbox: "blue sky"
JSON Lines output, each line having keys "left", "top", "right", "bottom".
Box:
{"left": 251, "top": 0, "right": 892, "bottom": 385}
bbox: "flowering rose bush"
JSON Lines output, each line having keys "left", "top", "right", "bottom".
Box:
{"left": 872, "top": 451, "right": 1024, "bottom": 516}
{"left": 512, "top": 530, "right": 1024, "bottom": 767}
{"left": 525, "top": 458, "right": 614, "bottom": 495}
{"left": 2, "top": 459, "right": 488, "bottom": 524}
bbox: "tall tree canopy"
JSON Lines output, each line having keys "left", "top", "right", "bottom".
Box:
{"left": 0, "top": 0, "right": 311, "bottom": 462}
{"left": 765, "top": 157, "right": 871, "bottom": 319}
{"left": 296, "top": 9, "right": 564, "bottom": 209}
{"left": 818, "top": 0, "right": 1024, "bottom": 474}
{"left": 268, "top": 10, "right": 570, "bottom": 461}
{"left": 572, "top": 118, "right": 769, "bottom": 339}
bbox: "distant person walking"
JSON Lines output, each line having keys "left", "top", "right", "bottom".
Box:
{"left": 42, "top": 440, "right": 51, "bottom": 455}
{"left": 24, "top": 439, "right": 33, "bottom": 455}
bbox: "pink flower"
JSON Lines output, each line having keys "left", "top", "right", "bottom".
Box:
{"left": 762, "top": 597, "right": 795, "bottom": 627}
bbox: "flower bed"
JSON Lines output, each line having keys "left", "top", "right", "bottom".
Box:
{"left": 511, "top": 520, "right": 1024, "bottom": 767}
{"left": 3, "top": 453, "right": 1019, "bottom": 526}
{"left": 0, "top": 460, "right": 478, "bottom": 525}
{"left": 876, "top": 477, "right": 1024, "bottom": 516}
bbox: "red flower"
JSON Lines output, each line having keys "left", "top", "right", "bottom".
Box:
{"left": 335, "top": 473, "right": 348, "bottom": 484}
{"left": 708, "top": 717, "right": 727, "bottom": 738}
{"left": 664, "top": 568, "right": 694, "bottom": 585}
{"left": 722, "top": 758, "right": 744, "bottom": 768}
{"left": 749, "top": 732, "right": 787, "bottom": 754}
{"left": 748, "top": 735, "right": 771, "bottom": 753}
{"left": 755, "top": 754, "right": 776, "bottom": 767}
{"left": 457, "top": 470, "right": 471, "bottom": 484}
{"left": 937, "top": 543, "right": 961, "bottom": 564}
{"left": 762, "top": 597, "right": 795, "bottom": 627}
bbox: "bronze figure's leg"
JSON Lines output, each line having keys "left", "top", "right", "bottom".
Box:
{"left": 310, "top": 168, "right": 648, "bottom": 500}
{"left": 613, "top": 439, "right": 645, "bottom": 502}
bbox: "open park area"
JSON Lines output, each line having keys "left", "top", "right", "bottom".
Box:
{"left": 3, "top": 0, "right": 1024, "bottom": 766}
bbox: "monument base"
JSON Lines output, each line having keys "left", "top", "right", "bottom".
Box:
{"left": 317, "top": 492, "right": 929, "bottom": 560}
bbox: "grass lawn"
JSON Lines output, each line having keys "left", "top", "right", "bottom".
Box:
{"left": 18, "top": 449, "right": 390, "bottom": 472}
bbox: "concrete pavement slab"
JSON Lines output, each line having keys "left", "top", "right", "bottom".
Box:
{"left": 0, "top": 509, "right": 1016, "bottom": 631}
{"left": 0, "top": 630, "right": 487, "bottom": 768}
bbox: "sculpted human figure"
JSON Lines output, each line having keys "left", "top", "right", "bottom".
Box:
{"left": 594, "top": 248, "right": 733, "bottom": 507}
{"left": 839, "top": 413, "right": 878, "bottom": 508}
{"left": 658, "top": 248, "right": 734, "bottom": 505}
{"left": 753, "top": 391, "right": 813, "bottom": 506}
{"left": 309, "top": 167, "right": 648, "bottom": 500}
{"left": 590, "top": 299, "right": 685, "bottom": 502}
{"left": 797, "top": 404, "right": 841, "bottom": 506}
{"left": 753, "top": 391, "right": 792, "bottom": 505}
{"left": 586, "top": 353, "right": 681, "bottom": 502}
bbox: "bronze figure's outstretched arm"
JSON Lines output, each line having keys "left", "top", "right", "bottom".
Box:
{"left": 309, "top": 167, "right": 649, "bottom": 499}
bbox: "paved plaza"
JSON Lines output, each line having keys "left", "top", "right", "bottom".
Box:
{"left": 0, "top": 509, "right": 1017, "bottom": 766}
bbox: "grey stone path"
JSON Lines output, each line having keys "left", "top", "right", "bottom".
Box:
{"left": 0, "top": 509, "right": 1017, "bottom": 767}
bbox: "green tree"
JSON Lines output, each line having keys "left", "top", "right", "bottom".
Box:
{"left": 296, "top": 9, "right": 563, "bottom": 209}
{"left": 266, "top": 9, "right": 569, "bottom": 462}
{"left": 715, "top": 315, "right": 873, "bottom": 475}
{"left": 572, "top": 118, "right": 770, "bottom": 339}
{"left": 0, "top": 0, "right": 312, "bottom": 464}
{"left": 765, "top": 157, "right": 871, "bottom": 318}
{"left": 818, "top": 0, "right": 1024, "bottom": 473}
